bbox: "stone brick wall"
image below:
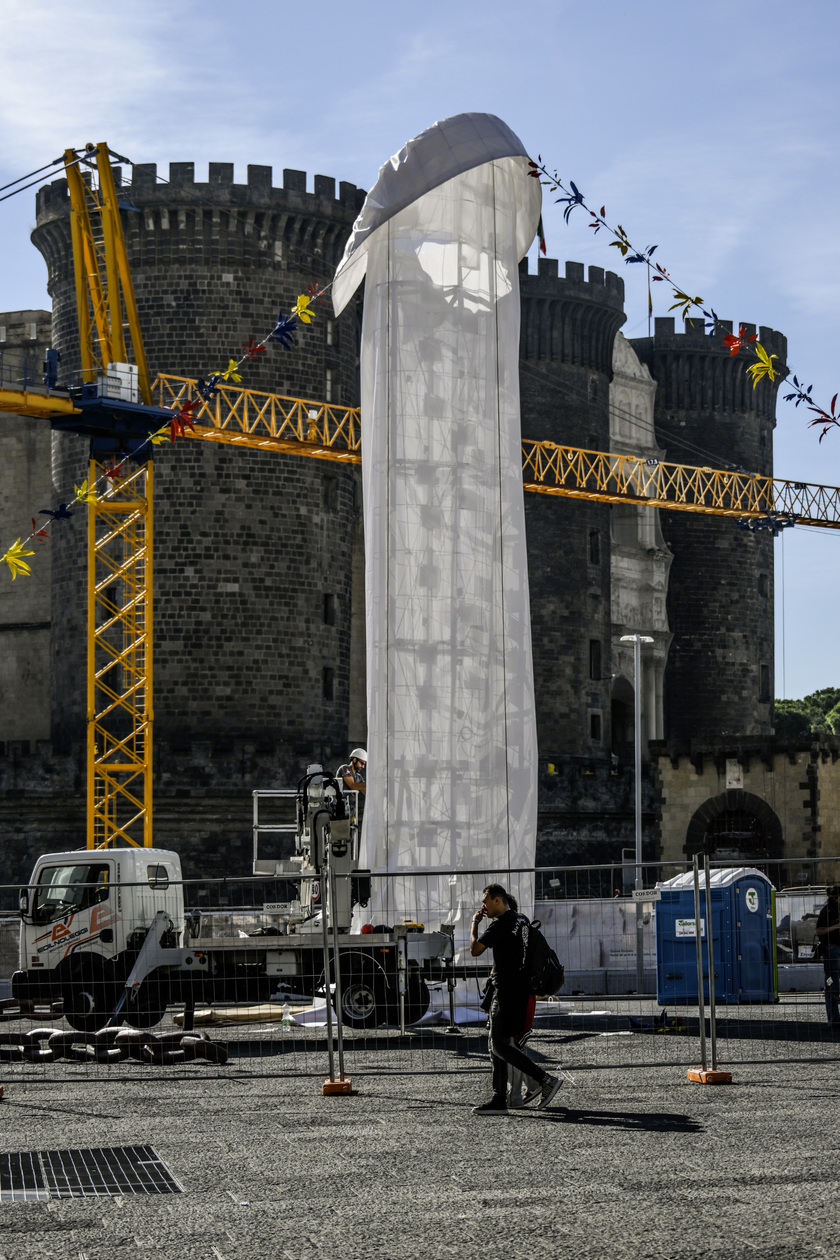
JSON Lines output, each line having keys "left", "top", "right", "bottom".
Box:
{"left": 654, "top": 739, "right": 840, "bottom": 875}
{"left": 0, "top": 733, "right": 352, "bottom": 894}
{"left": 632, "top": 318, "right": 785, "bottom": 743}
{"left": 32, "top": 163, "right": 363, "bottom": 759}
{"left": 535, "top": 758, "right": 657, "bottom": 874}
{"left": 0, "top": 310, "right": 53, "bottom": 743}
{"left": 519, "top": 259, "right": 625, "bottom": 766}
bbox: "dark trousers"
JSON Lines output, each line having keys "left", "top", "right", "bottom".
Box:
{"left": 489, "top": 998, "right": 545, "bottom": 1099}
{"left": 823, "top": 944, "right": 840, "bottom": 1025}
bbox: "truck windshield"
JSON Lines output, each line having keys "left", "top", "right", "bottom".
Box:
{"left": 32, "top": 864, "right": 111, "bottom": 925}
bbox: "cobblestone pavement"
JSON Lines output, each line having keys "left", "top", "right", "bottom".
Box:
{"left": 0, "top": 1025, "right": 838, "bottom": 1260}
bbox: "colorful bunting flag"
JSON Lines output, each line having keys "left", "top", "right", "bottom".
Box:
{"left": 745, "top": 343, "right": 779, "bottom": 388}
{"left": 39, "top": 503, "right": 73, "bottom": 521}
{"left": 527, "top": 154, "right": 840, "bottom": 448}
{"left": 2, "top": 538, "right": 34, "bottom": 580}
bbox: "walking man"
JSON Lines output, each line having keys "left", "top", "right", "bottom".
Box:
{"left": 815, "top": 884, "right": 840, "bottom": 1027}
{"left": 470, "top": 883, "right": 562, "bottom": 1114}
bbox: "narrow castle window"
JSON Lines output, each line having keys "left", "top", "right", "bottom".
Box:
{"left": 758, "top": 573, "right": 769, "bottom": 597}
{"left": 326, "top": 368, "right": 336, "bottom": 402}
{"left": 323, "top": 668, "right": 335, "bottom": 702}
{"left": 589, "top": 640, "right": 601, "bottom": 681}
{"left": 326, "top": 319, "right": 335, "bottom": 347}
{"left": 590, "top": 711, "right": 602, "bottom": 742}
{"left": 323, "top": 593, "right": 337, "bottom": 626}
{"left": 589, "top": 530, "right": 601, "bottom": 565}
{"left": 759, "top": 663, "right": 770, "bottom": 703}
{"left": 323, "top": 475, "right": 338, "bottom": 509}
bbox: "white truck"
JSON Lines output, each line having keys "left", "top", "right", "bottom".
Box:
{"left": 13, "top": 768, "right": 452, "bottom": 1031}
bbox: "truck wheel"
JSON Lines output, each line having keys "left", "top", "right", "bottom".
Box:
{"left": 62, "top": 961, "right": 112, "bottom": 1032}
{"left": 334, "top": 964, "right": 383, "bottom": 1029}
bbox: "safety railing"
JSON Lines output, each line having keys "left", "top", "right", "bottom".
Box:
{"left": 0, "top": 347, "right": 44, "bottom": 392}
{"left": 2, "top": 857, "right": 840, "bottom": 1094}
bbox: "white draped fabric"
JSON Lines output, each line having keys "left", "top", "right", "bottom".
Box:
{"left": 333, "top": 114, "right": 541, "bottom": 941}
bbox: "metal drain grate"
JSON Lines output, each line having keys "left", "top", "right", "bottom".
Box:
{"left": 0, "top": 1146, "right": 182, "bottom": 1201}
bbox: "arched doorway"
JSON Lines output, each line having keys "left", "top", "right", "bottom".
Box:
{"left": 685, "top": 790, "right": 783, "bottom": 862}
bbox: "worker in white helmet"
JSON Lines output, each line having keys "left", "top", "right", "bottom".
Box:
{"left": 337, "top": 748, "right": 367, "bottom": 797}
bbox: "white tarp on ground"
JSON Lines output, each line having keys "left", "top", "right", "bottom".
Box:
{"left": 289, "top": 984, "right": 573, "bottom": 1028}
{"left": 333, "top": 113, "right": 541, "bottom": 941}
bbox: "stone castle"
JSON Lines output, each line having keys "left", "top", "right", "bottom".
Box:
{"left": 2, "top": 155, "right": 833, "bottom": 889}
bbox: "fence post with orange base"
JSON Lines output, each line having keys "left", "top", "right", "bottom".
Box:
{"left": 322, "top": 1077, "right": 353, "bottom": 1095}
{"left": 687, "top": 854, "right": 732, "bottom": 1086}
{"left": 320, "top": 854, "right": 352, "bottom": 1097}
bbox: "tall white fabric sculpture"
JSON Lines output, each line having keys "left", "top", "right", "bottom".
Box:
{"left": 333, "top": 113, "right": 541, "bottom": 938}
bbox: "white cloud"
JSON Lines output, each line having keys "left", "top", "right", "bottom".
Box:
{"left": 0, "top": 0, "right": 300, "bottom": 180}
{"left": 0, "top": 1, "right": 174, "bottom": 165}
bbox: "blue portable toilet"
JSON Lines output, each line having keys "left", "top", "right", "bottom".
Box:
{"left": 655, "top": 867, "right": 775, "bottom": 1005}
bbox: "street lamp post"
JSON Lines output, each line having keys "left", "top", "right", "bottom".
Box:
{"left": 620, "top": 633, "right": 654, "bottom": 993}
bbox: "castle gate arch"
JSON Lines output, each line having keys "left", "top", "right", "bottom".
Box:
{"left": 685, "top": 789, "right": 783, "bottom": 862}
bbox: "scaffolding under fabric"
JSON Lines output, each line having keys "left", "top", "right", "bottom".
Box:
{"left": 334, "top": 114, "right": 541, "bottom": 938}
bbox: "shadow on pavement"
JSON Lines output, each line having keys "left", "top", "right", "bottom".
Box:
{"left": 532, "top": 1107, "right": 704, "bottom": 1133}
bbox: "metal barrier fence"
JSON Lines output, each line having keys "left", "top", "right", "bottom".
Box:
{"left": 0, "top": 346, "right": 44, "bottom": 392}
{"left": 2, "top": 856, "right": 840, "bottom": 1095}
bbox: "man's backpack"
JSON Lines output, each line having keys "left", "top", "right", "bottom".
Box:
{"left": 524, "top": 919, "right": 565, "bottom": 996}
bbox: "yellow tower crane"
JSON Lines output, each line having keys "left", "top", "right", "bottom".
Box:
{"left": 1, "top": 144, "right": 838, "bottom": 853}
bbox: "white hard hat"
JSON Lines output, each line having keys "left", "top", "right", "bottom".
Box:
{"left": 350, "top": 748, "right": 367, "bottom": 762}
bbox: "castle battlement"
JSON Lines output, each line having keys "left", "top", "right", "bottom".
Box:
{"left": 646, "top": 315, "right": 787, "bottom": 361}
{"left": 632, "top": 317, "right": 787, "bottom": 419}
{"left": 518, "top": 259, "right": 626, "bottom": 375}
{"left": 34, "top": 163, "right": 365, "bottom": 292}
{"left": 520, "top": 256, "right": 625, "bottom": 305}
{"left": 36, "top": 163, "right": 366, "bottom": 217}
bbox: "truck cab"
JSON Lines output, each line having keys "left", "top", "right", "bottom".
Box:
{"left": 15, "top": 847, "right": 184, "bottom": 1030}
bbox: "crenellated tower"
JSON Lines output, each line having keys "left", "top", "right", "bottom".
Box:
{"left": 31, "top": 163, "right": 365, "bottom": 820}
{"left": 631, "top": 317, "right": 787, "bottom": 744}
{"left": 519, "top": 258, "right": 626, "bottom": 765}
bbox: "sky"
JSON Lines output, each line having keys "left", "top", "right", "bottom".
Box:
{"left": 0, "top": 0, "right": 837, "bottom": 700}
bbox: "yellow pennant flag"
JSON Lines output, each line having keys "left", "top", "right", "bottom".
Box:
{"left": 2, "top": 538, "right": 35, "bottom": 580}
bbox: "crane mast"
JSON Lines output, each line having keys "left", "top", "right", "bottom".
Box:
{"left": 63, "top": 143, "right": 152, "bottom": 404}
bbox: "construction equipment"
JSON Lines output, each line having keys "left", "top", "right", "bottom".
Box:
{"left": 62, "top": 142, "right": 152, "bottom": 404}
{"left": 13, "top": 769, "right": 448, "bottom": 1031}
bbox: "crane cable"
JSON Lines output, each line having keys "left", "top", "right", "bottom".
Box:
{"left": 0, "top": 146, "right": 132, "bottom": 205}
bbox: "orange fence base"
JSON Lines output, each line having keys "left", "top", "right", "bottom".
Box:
{"left": 322, "top": 1077, "right": 352, "bottom": 1095}
{"left": 687, "top": 1067, "right": 732, "bottom": 1085}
